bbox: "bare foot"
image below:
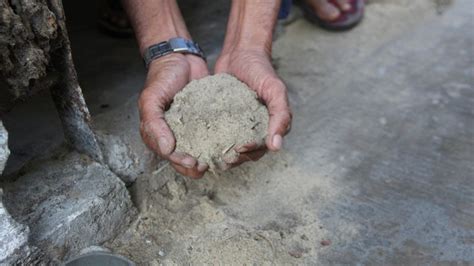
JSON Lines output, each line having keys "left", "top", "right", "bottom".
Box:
{"left": 304, "top": 0, "right": 352, "bottom": 21}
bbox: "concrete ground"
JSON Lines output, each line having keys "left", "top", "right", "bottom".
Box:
{"left": 1, "top": 0, "right": 473, "bottom": 264}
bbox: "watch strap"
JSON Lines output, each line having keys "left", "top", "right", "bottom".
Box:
{"left": 143, "top": 37, "right": 205, "bottom": 68}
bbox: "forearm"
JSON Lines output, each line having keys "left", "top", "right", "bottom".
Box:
{"left": 122, "top": 0, "right": 191, "bottom": 55}
{"left": 222, "top": 0, "right": 281, "bottom": 56}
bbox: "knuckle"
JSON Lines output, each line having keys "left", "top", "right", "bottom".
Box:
{"left": 259, "top": 77, "right": 288, "bottom": 105}
{"left": 139, "top": 120, "right": 153, "bottom": 138}
{"left": 262, "top": 76, "right": 286, "bottom": 92}
{"left": 138, "top": 89, "right": 157, "bottom": 110}
{"left": 138, "top": 89, "right": 150, "bottom": 105}
{"left": 282, "top": 111, "right": 292, "bottom": 123}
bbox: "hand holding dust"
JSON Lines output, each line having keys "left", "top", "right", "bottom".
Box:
{"left": 165, "top": 74, "right": 269, "bottom": 171}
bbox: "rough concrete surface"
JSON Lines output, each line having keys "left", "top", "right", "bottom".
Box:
{"left": 1, "top": 152, "right": 137, "bottom": 263}
{"left": 94, "top": 96, "right": 158, "bottom": 184}
{"left": 1, "top": 0, "right": 472, "bottom": 264}
{"left": 166, "top": 74, "right": 269, "bottom": 169}
{"left": 108, "top": 0, "right": 474, "bottom": 264}
{"left": 0, "top": 189, "right": 46, "bottom": 265}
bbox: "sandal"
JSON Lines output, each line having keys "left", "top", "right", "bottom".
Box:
{"left": 301, "top": 0, "right": 364, "bottom": 31}
{"left": 98, "top": 0, "right": 134, "bottom": 38}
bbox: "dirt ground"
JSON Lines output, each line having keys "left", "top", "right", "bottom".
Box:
{"left": 1, "top": 0, "right": 472, "bottom": 264}
{"left": 102, "top": 0, "right": 473, "bottom": 264}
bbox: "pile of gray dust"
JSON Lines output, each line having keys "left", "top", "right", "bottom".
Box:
{"left": 165, "top": 74, "right": 269, "bottom": 170}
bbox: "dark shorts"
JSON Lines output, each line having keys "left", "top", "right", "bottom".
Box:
{"left": 279, "top": 0, "right": 292, "bottom": 19}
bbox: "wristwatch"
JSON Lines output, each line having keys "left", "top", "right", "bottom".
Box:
{"left": 143, "top": 37, "right": 206, "bottom": 68}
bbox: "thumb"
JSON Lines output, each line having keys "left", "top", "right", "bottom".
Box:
{"left": 261, "top": 78, "right": 292, "bottom": 151}
{"left": 139, "top": 89, "right": 176, "bottom": 157}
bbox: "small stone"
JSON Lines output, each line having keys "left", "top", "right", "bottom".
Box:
{"left": 321, "top": 239, "right": 331, "bottom": 246}
{"left": 288, "top": 250, "right": 303, "bottom": 258}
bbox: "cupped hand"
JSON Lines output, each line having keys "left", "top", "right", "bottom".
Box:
{"left": 214, "top": 49, "right": 292, "bottom": 169}
{"left": 139, "top": 53, "right": 209, "bottom": 178}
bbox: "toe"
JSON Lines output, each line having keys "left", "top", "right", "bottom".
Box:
{"left": 311, "top": 0, "right": 341, "bottom": 21}
{"left": 333, "top": 0, "right": 352, "bottom": 12}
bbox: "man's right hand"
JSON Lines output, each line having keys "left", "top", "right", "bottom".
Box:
{"left": 138, "top": 53, "right": 209, "bottom": 178}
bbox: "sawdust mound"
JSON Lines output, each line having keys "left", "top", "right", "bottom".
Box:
{"left": 165, "top": 74, "right": 269, "bottom": 170}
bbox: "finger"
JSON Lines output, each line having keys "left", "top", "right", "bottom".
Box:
{"left": 224, "top": 147, "right": 267, "bottom": 164}
{"left": 139, "top": 90, "right": 176, "bottom": 156}
{"left": 187, "top": 55, "right": 210, "bottom": 80}
{"left": 261, "top": 78, "right": 292, "bottom": 152}
{"left": 242, "top": 148, "right": 267, "bottom": 162}
{"left": 228, "top": 149, "right": 268, "bottom": 169}
{"left": 140, "top": 118, "right": 175, "bottom": 157}
{"left": 197, "top": 161, "right": 209, "bottom": 172}
{"left": 235, "top": 141, "right": 264, "bottom": 153}
{"left": 331, "top": 0, "right": 352, "bottom": 11}
{"left": 169, "top": 151, "right": 198, "bottom": 169}
{"left": 171, "top": 162, "right": 205, "bottom": 179}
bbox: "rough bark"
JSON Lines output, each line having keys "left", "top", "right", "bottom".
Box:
{"left": 0, "top": 0, "right": 103, "bottom": 162}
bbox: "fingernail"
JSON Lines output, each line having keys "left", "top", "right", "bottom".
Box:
{"left": 272, "top": 134, "right": 283, "bottom": 150}
{"left": 182, "top": 157, "right": 196, "bottom": 169}
{"left": 236, "top": 147, "right": 248, "bottom": 153}
{"left": 197, "top": 162, "right": 208, "bottom": 172}
{"left": 158, "top": 138, "right": 171, "bottom": 155}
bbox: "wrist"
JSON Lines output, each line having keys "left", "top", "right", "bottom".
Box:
{"left": 146, "top": 53, "right": 205, "bottom": 78}
{"left": 123, "top": 0, "right": 192, "bottom": 56}
{"left": 221, "top": 0, "right": 280, "bottom": 57}
{"left": 146, "top": 53, "right": 188, "bottom": 79}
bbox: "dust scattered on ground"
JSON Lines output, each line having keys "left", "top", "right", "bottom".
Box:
{"left": 106, "top": 154, "right": 331, "bottom": 265}
{"left": 107, "top": 0, "right": 471, "bottom": 264}
{"left": 165, "top": 74, "right": 268, "bottom": 169}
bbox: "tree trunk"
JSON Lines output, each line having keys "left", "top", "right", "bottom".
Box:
{"left": 0, "top": 0, "right": 103, "bottom": 162}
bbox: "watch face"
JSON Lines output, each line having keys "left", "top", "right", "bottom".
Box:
{"left": 170, "top": 38, "right": 195, "bottom": 53}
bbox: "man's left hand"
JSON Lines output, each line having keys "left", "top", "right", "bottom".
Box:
{"left": 215, "top": 49, "right": 292, "bottom": 169}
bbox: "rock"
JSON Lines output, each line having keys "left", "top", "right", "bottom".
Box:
{"left": 0, "top": 189, "right": 45, "bottom": 265}
{"left": 1, "top": 122, "right": 46, "bottom": 264}
{"left": 0, "top": 121, "right": 9, "bottom": 174}
{"left": 1, "top": 152, "right": 137, "bottom": 262}
{"left": 94, "top": 96, "right": 157, "bottom": 184}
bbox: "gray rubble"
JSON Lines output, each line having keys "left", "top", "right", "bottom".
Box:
{"left": 0, "top": 189, "right": 45, "bottom": 265}
{"left": 94, "top": 97, "right": 157, "bottom": 184}
{"left": 1, "top": 152, "right": 137, "bottom": 263}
